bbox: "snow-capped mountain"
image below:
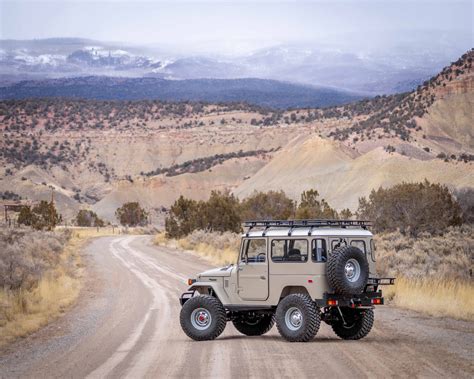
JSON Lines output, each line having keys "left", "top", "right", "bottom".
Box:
{"left": 0, "top": 37, "right": 469, "bottom": 94}
{"left": 0, "top": 39, "right": 168, "bottom": 79}
{"left": 66, "top": 46, "right": 163, "bottom": 70}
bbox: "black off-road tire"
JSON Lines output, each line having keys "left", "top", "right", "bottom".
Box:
{"left": 327, "top": 246, "right": 369, "bottom": 295}
{"left": 180, "top": 295, "right": 227, "bottom": 341}
{"left": 275, "top": 294, "right": 320, "bottom": 342}
{"left": 232, "top": 313, "right": 275, "bottom": 336}
{"left": 332, "top": 308, "right": 374, "bottom": 340}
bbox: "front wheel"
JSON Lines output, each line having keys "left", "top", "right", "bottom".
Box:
{"left": 331, "top": 307, "right": 374, "bottom": 340}
{"left": 180, "top": 295, "right": 227, "bottom": 341}
{"left": 275, "top": 294, "right": 320, "bottom": 342}
{"left": 232, "top": 313, "right": 275, "bottom": 336}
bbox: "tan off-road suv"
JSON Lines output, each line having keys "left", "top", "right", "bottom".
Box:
{"left": 179, "top": 220, "right": 394, "bottom": 342}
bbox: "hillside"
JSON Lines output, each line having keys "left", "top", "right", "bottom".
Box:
{"left": 0, "top": 50, "right": 472, "bottom": 223}
{"left": 234, "top": 136, "right": 473, "bottom": 210}
{"left": 0, "top": 77, "right": 362, "bottom": 109}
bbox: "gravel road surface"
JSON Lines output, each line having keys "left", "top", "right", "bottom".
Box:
{"left": 1, "top": 235, "right": 473, "bottom": 378}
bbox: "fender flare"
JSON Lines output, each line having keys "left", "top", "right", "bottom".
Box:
{"left": 181, "top": 282, "right": 226, "bottom": 305}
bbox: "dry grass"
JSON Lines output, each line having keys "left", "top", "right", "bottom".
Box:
{"left": 0, "top": 226, "right": 115, "bottom": 347}
{"left": 383, "top": 277, "right": 474, "bottom": 321}
{"left": 155, "top": 230, "right": 240, "bottom": 266}
{"left": 375, "top": 225, "right": 473, "bottom": 320}
{"left": 374, "top": 225, "right": 473, "bottom": 281}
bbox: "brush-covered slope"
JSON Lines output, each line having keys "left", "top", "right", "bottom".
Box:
{"left": 234, "top": 135, "right": 474, "bottom": 210}
{"left": 0, "top": 77, "right": 362, "bottom": 109}
{"left": 0, "top": 50, "right": 472, "bottom": 222}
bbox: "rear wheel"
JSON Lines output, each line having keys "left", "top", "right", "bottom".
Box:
{"left": 232, "top": 313, "right": 275, "bottom": 336}
{"left": 275, "top": 294, "right": 320, "bottom": 342}
{"left": 331, "top": 307, "right": 374, "bottom": 340}
{"left": 180, "top": 295, "right": 227, "bottom": 341}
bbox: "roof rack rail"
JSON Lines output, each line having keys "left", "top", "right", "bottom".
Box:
{"left": 243, "top": 219, "right": 372, "bottom": 230}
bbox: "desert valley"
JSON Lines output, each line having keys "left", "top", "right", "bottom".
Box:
{"left": 1, "top": 50, "right": 472, "bottom": 223}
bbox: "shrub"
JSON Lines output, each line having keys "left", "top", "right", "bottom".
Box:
{"left": 339, "top": 208, "right": 353, "bottom": 219}
{"left": 200, "top": 191, "right": 241, "bottom": 233}
{"left": 0, "top": 228, "right": 71, "bottom": 290}
{"left": 165, "top": 196, "right": 201, "bottom": 238}
{"left": 357, "top": 180, "right": 462, "bottom": 236}
{"left": 165, "top": 191, "right": 241, "bottom": 238}
{"left": 115, "top": 202, "right": 148, "bottom": 227}
{"left": 17, "top": 201, "right": 62, "bottom": 231}
{"left": 0, "top": 191, "right": 22, "bottom": 200}
{"left": 374, "top": 225, "right": 473, "bottom": 282}
{"left": 453, "top": 187, "right": 474, "bottom": 224}
{"left": 240, "top": 190, "right": 294, "bottom": 221}
{"left": 75, "top": 209, "right": 105, "bottom": 227}
{"left": 295, "top": 189, "right": 338, "bottom": 219}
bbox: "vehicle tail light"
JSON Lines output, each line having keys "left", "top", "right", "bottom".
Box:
{"left": 371, "top": 298, "right": 382, "bottom": 305}
{"left": 188, "top": 279, "right": 196, "bottom": 285}
{"left": 327, "top": 299, "right": 338, "bottom": 306}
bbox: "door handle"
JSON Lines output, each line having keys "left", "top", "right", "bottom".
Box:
{"left": 238, "top": 266, "right": 244, "bottom": 271}
{"left": 260, "top": 276, "right": 266, "bottom": 280}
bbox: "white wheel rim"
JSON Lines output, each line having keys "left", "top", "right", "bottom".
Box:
{"left": 191, "top": 308, "right": 212, "bottom": 330}
{"left": 285, "top": 307, "right": 303, "bottom": 331}
{"left": 345, "top": 258, "right": 361, "bottom": 283}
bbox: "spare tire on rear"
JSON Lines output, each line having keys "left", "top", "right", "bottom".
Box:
{"left": 327, "top": 246, "right": 369, "bottom": 295}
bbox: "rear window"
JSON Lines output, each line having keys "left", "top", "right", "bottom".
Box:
{"left": 271, "top": 239, "right": 308, "bottom": 263}
{"left": 331, "top": 238, "right": 347, "bottom": 251}
{"left": 311, "top": 239, "right": 327, "bottom": 262}
{"left": 350, "top": 240, "right": 366, "bottom": 254}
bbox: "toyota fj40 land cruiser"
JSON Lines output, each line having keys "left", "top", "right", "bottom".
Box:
{"left": 179, "top": 220, "right": 394, "bottom": 342}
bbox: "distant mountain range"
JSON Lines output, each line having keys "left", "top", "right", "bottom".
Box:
{"left": 0, "top": 76, "right": 363, "bottom": 109}
{"left": 0, "top": 37, "right": 469, "bottom": 95}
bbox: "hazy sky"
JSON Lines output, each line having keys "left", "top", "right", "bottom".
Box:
{"left": 1, "top": 0, "right": 472, "bottom": 54}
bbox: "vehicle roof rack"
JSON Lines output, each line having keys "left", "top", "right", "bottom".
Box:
{"left": 243, "top": 219, "right": 372, "bottom": 233}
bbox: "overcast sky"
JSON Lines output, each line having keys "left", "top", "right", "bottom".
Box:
{"left": 1, "top": 0, "right": 472, "bottom": 54}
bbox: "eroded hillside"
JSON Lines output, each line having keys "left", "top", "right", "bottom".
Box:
{"left": 1, "top": 50, "right": 473, "bottom": 222}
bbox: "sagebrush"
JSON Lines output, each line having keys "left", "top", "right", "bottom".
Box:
{"left": 0, "top": 228, "right": 71, "bottom": 290}
{"left": 374, "top": 225, "right": 473, "bottom": 281}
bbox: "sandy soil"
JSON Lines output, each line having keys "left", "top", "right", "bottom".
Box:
{"left": 0, "top": 235, "right": 472, "bottom": 378}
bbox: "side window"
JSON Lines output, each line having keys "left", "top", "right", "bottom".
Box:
{"left": 370, "top": 239, "right": 376, "bottom": 262}
{"left": 331, "top": 238, "right": 347, "bottom": 251}
{"left": 241, "top": 239, "right": 266, "bottom": 263}
{"left": 311, "top": 239, "right": 327, "bottom": 262}
{"left": 350, "top": 240, "right": 366, "bottom": 254}
{"left": 271, "top": 239, "right": 308, "bottom": 262}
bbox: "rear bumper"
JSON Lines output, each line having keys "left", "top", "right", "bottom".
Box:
{"left": 367, "top": 277, "right": 395, "bottom": 286}
{"left": 317, "top": 291, "right": 384, "bottom": 308}
{"left": 365, "top": 276, "right": 396, "bottom": 294}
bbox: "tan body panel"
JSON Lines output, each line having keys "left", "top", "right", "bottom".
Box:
{"left": 189, "top": 230, "right": 376, "bottom": 308}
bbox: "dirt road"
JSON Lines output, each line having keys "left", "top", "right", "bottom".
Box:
{"left": 1, "top": 235, "right": 473, "bottom": 378}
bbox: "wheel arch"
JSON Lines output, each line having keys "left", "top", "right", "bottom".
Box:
{"left": 279, "top": 286, "right": 310, "bottom": 301}
{"left": 188, "top": 283, "right": 228, "bottom": 304}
